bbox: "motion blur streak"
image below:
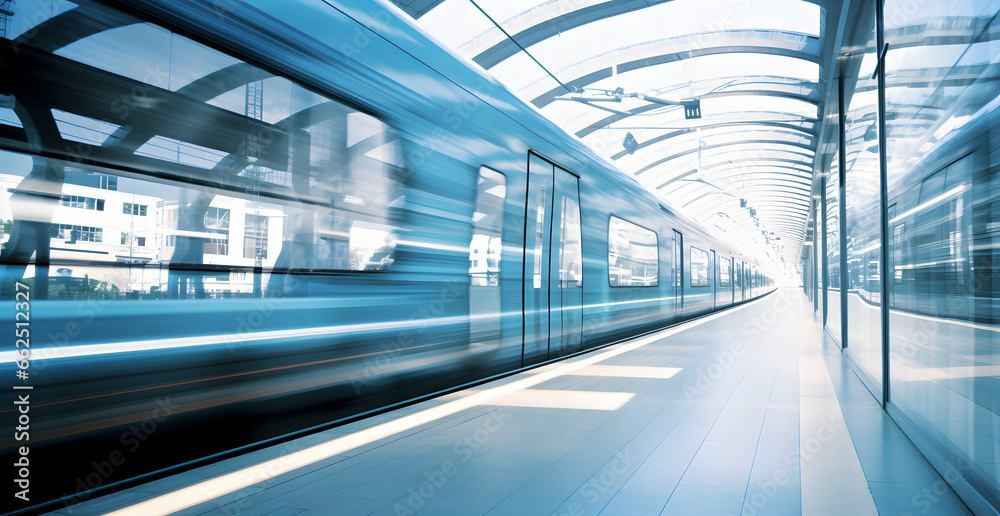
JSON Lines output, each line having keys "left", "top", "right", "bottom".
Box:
{"left": 2, "top": 295, "right": 687, "bottom": 364}
{"left": 105, "top": 298, "right": 758, "bottom": 516}
{"left": 0, "top": 341, "right": 443, "bottom": 413}
{"left": 0, "top": 316, "right": 474, "bottom": 363}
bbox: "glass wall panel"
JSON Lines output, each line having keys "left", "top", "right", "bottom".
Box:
{"left": 826, "top": 151, "right": 841, "bottom": 342}
{"left": 884, "top": 0, "right": 1000, "bottom": 502}
{"left": 843, "top": 6, "right": 883, "bottom": 391}
{"left": 815, "top": 203, "right": 824, "bottom": 318}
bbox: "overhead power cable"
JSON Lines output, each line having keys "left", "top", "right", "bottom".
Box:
{"left": 468, "top": 0, "right": 571, "bottom": 93}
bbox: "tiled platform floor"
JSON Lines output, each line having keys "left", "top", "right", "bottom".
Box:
{"left": 52, "top": 289, "right": 972, "bottom": 515}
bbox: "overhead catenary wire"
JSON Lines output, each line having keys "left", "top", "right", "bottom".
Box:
{"left": 467, "top": 0, "right": 571, "bottom": 93}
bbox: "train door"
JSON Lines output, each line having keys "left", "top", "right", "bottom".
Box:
{"left": 728, "top": 257, "right": 735, "bottom": 305}
{"left": 549, "top": 166, "right": 583, "bottom": 357}
{"left": 673, "top": 230, "right": 683, "bottom": 318}
{"left": 734, "top": 260, "right": 742, "bottom": 302}
{"left": 710, "top": 249, "right": 717, "bottom": 310}
{"left": 523, "top": 153, "right": 582, "bottom": 365}
{"left": 743, "top": 262, "right": 749, "bottom": 299}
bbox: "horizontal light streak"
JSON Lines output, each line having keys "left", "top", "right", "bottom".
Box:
{"left": 487, "top": 389, "right": 634, "bottom": 410}
{"left": 3, "top": 296, "right": 700, "bottom": 363}
{"left": 890, "top": 184, "right": 969, "bottom": 224}
{"left": 573, "top": 364, "right": 682, "bottom": 379}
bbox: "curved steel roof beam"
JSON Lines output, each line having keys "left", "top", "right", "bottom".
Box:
{"left": 654, "top": 167, "right": 813, "bottom": 194}
{"left": 681, "top": 197, "right": 811, "bottom": 218}
{"left": 17, "top": 2, "right": 136, "bottom": 50}
{"left": 454, "top": 0, "right": 828, "bottom": 67}
{"left": 652, "top": 155, "right": 813, "bottom": 177}
{"left": 738, "top": 202, "right": 809, "bottom": 213}
{"left": 709, "top": 181, "right": 813, "bottom": 196}
{"left": 653, "top": 165, "right": 814, "bottom": 190}
{"left": 712, "top": 221, "right": 805, "bottom": 234}
{"left": 570, "top": 75, "right": 820, "bottom": 137}
{"left": 666, "top": 183, "right": 811, "bottom": 210}
{"left": 750, "top": 215, "right": 810, "bottom": 224}
{"left": 577, "top": 90, "right": 819, "bottom": 138}
{"left": 648, "top": 150, "right": 815, "bottom": 183}
{"left": 701, "top": 167, "right": 815, "bottom": 186}
{"left": 524, "top": 31, "right": 823, "bottom": 108}
{"left": 681, "top": 192, "right": 810, "bottom": 211}
{"left": 625, "top": 126, "right": 816, "bottom": 158}
{"left": 634, "top": 139, "right": 815, "bottom": 177}
{"left": 703, "top": 164, "right": 815, "bottom": 180}
{"left": 620, "top": 127, "right": 815, "bottom": 169}
{"left": 657, "top": 178, "right": 809, "bottom": 204}
{"left": 607, "top": 120, "right": 818, "bottom": 160}
{"left": 690, "top": 181, "right": 813, "bottom": 197}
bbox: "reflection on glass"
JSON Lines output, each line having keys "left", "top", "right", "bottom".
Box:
{"left": 826, "top": 151, "right": 841, "bottom": 340}
{"left": 559, "top": 197, "right": 582, "bottom": 288}
{"left": 843, "top": 6, "right": 883, "bottom": 390}
{"left": 533, "top": 186, "right": 545, "bottom": 289}
{"left": 609, "top": 216, "right": 658, "bottom": 287}
{"left": 0, "top": 1, "right": 405, "bottom": 300}
{"left": 469, "top": 167, "right": 506, "bottom": 349}
{"left": 690, "top": 247, "right": 709, "bottom": 287}
{"left": 469, "top": 167, "right": 505, "bottom": 287}
{"left": 719, "top": 256, "right": 731, "bottom": 286}
{"left": 884, "top": 0, "right": 1000, "bottom": 501}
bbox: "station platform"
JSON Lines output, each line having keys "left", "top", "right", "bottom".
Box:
{"left": 51, "top": 290, "right": 972, "bottom": 516}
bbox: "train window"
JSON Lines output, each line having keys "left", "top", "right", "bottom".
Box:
{"left": 673, "top": 231, "right": 683, "bottom": 289}
{"left": 944, "top": 155, "right": 971, "bottom": 190}
{"left": 896, "top": 186, "right": 920, "bottom": 215}
{"left": 719, "top": 257, "right": 731, "bottom": 287}
{"left": 892, "top": 223, "right": 906, "bottom": 284}
{"left": 690, "top": 247, "right": 709, "bottom": 287}
{"left": 470, "top": 167, "right": 506, "bottom": 286}
{"left": 919, "top": 168, "right": 946, "bottom": 202}
{"left": 0, "top": 3, "right": 407, "bottom": 299}
{"left": 609, "top": 216, "right": 658, "bottom": 287}
{"left": 559, "top": 197, "right": 583, "bottom": 288}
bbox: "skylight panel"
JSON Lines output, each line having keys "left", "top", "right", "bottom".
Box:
{"left": 421, "top": 0, "right": 495, "bottom": 50}
{"left": 51, "top": 109, "right": 122, "bottom": 147}
{"left": 525, "top": 0, "right": 821, "bottom": 71}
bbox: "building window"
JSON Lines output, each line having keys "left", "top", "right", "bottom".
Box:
{"left": 691, "top": 247, "right": 709, "bottom": 287}
{"left": 204, "top": 232, "right": 229, "bottom": 255}
{"left": 243, "top": 214, "right": 268, "bottom": 259}
{"left": 121, "top": 232, "right": 128, "bottom": 245}
{"left": 60, "top": 195, "right": 105, "bottom": 211}
{"left": 609, "top": 216, "right": 658, "bottom": 287}
{"left": 136, "top": 237, "right": 145, "bottom": 247}
{"left": 204, "top": 207, "right": 230, "bottom": 229}
{"left": 99, "top": 175, "right": 118, "bottom": 191}
{"left": 123, "top": 202, "right": 148, "bottom": 216}
{"left": 53, "top": 224, "right": 103, "bottom": 243}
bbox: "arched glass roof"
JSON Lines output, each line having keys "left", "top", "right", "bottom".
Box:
{"left": 395, "top": 0, "right": 841, "bottom": 269}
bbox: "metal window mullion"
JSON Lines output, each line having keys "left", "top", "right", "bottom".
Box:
{"left": 838, "top": 74, "right": 849, "bottom": 352}
{"left": 820, "top": 168, "right": 828, "bottom": 326}
{"left": 876, "top": 0, "right": 891, "bottom": 408}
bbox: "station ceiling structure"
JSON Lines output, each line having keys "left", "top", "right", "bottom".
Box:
{"left": 392, "top": 0, "right": 846, "bottom": 270}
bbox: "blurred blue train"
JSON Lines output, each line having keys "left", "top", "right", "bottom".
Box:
{"left": 0, "top": 0, "right": 776, "bottom": 509}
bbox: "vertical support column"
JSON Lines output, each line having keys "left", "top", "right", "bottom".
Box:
{"left": 875, "top": 0, "right": 891, "bottom": 407}
{"left": 820, "top": 170, "right": 828, "bottom": 326}
{"left": 838, "top": 75, "right": 849, "bottom": 351}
